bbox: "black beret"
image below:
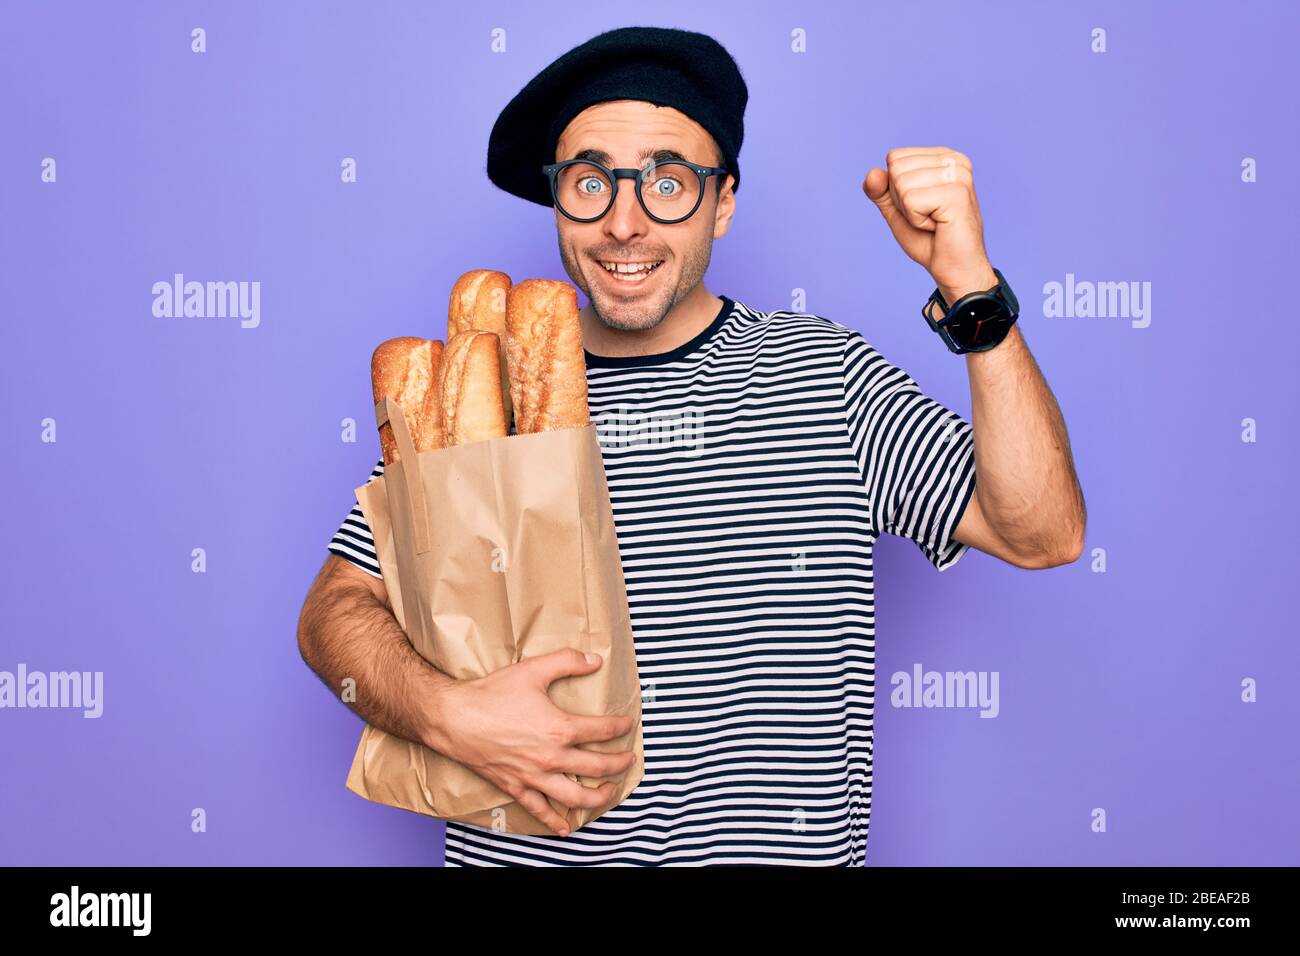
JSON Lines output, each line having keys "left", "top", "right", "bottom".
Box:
{"left": 487, "top": 26, "right": 749, "bottom": 208}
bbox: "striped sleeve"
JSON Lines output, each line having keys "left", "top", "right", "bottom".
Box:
{"left": 326, "top": 458, "right": 385, "bottom": 579}
{"left": 841, "top": 330, "right": 977, "bottom": 571}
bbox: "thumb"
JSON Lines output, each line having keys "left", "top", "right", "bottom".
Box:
{"left": 862, "top": 166, "right": 908, "bottom": 235}
{"left": 524, "top": 647, "right": 602, "bottom": 688}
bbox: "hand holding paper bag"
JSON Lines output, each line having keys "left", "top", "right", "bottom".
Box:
{"left": 347, "top": 272, "right": 645, "bottom": 836}
{"left": 427, "top": 647, "right": 638, "bottom": 836}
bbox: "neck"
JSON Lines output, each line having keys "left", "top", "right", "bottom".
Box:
{"left": 580, "top": 284, "right": 722, "bottom": 359}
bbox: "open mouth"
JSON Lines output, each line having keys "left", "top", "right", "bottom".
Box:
{"left": 596, "top": 259, "right": 665, "bottom": 285}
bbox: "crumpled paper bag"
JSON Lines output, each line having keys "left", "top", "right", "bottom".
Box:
{"left": 345, "top": 395, "right": 644, "bottom": 835}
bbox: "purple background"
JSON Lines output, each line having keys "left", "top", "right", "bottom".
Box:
{"left": 2, "top": 0, "right": 1297, "bottom": 866}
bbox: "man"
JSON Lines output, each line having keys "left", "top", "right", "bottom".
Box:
{"left": 298, "top": 26, "right": 1086, "bottom": 866}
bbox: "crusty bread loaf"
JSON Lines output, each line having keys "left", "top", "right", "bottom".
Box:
{"left": 505, "top": 279, "right": 590, "bottom": 434}
{"left": 371, "top": 337, "right": 445, "bottom": 465}
{"left": 439, "top": 331, "right": 509, "bottom": 446}
{"left": 449, "top": 270, "right": 513, "bottom": 430}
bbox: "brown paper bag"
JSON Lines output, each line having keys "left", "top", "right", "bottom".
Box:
{"left": 345, "top": 395, "right": 644, "bottom": 835}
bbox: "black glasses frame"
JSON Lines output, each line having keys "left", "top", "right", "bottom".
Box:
{"left": 541, "top": 158, "right": 730, "bottom": 224}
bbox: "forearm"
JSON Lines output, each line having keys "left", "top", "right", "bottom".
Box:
{"left": 297, "top": 568, "right": 455, "bottom": 754}
{"left": 961, "top": 322, "right": 1086, "bottom": 562}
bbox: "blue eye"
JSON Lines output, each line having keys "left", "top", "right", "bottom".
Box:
{"left": 647, "top": 174, "right": 684, "bottom": 198}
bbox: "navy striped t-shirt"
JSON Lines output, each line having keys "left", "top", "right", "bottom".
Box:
{"left": 328, "top": 294, "right": 977, "bottom": 866}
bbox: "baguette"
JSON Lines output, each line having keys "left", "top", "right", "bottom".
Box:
{"left": 439, "top": 330, "right": 509, "bottom": 446}
{"left": 449, "top": 270, "right": 513, "bottom": 429}
{"left": 505, "top": 279, "right": 590, "bottom": 434}
{"left": 370, "top": 337, "right": 445, "bottom": 465}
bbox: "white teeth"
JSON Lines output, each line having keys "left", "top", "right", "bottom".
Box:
{"left": 600, "top": 260, "right": 662, "bottom": 274}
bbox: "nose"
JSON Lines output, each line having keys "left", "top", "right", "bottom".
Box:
{"left": 601, "top": 179, "right": 650, "bottom": 242}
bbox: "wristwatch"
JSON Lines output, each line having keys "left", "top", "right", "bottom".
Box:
{"left": 923, "top": 267, "right": 1019, "bottom": 354}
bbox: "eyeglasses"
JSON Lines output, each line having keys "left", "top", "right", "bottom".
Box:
{"left": 541, "top": 158, "right": 729, "bottom": 225}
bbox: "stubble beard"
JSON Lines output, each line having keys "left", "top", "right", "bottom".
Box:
{"left": 558, "top": 237, "right": 713, "bottom": 334}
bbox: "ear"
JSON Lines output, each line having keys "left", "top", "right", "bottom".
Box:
{"left": 712, "top": 174, "right": 736, "bottom": 239}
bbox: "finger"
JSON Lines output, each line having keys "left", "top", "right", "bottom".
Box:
{"left": 513, "top": 785, "right": 574, "bottom": 836}
{"left": 898, "top": 182, "right": 971, "bottom": 226}
{"left": 889, "top": 150, "right": 972, "bottom": 174}
{"left": 892, "top": 163, "right": 971, "bottom": 193}
{"left": 566, "top": 711, "right": 638, "bottom": 745}
{"left": 524, "top": 647, "right": 602, "bottom": 687}
{"left": 537, "top": 773, "right": 620, "bottom": 810}
{"left": 862, "top": 167, "right": 910, "bottom": 236}
{"left": 556, "top": 745, "right": 638, "bottom": 779}
{"left": 887, "top": 146, "right": 970, "bottom": 167}
{"left": 889, "top": 172, "right": 930, "bottom": 232}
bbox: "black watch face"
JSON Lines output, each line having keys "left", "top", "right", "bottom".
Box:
{"left": 943, "top": 295, "right": 1013, "bottom": 350}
